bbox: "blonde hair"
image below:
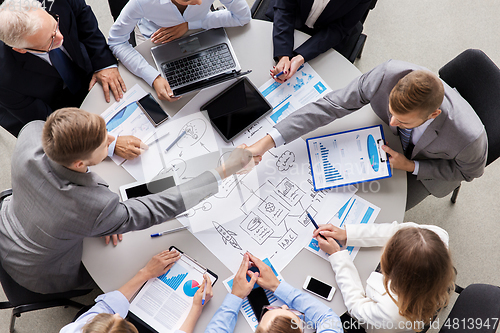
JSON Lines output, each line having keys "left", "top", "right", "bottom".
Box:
{"left": 0, "top": 0, "right": 43, "bottom": 48}
{"left": 389, "top": 70, "right": 444, "bottom": 118}
{"left": 82, "top": 313, "right": 138, "bottom": 333}
{"left": 255, "top": 316, "right": 302, "bottom": 333}
{"left": 42, "top": 108, "right": 107, "bottom": 166}
{"left": 380, "top": 227, "right": 455, "bottom": 326}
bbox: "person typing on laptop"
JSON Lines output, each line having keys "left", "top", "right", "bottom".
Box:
{"left": 108, "top": 0, "right": 251, "bottom": 102}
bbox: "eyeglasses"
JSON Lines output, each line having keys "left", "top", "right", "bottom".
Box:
{"left": 259, "top": 305, "right": 305, "bottom": 323}
{"left": 25, "top": 12, "right": 59, "bottom": 53}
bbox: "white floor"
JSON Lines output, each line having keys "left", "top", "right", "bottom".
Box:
{"left": 2, "top": 0, "right": 500, "bottom": 331}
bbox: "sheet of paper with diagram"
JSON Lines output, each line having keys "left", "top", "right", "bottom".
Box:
{"left": 305, "top": 195, "right": 380, "bottom": 261}
{"left": 175, "top": 67, "right": 356, "bottom": 273}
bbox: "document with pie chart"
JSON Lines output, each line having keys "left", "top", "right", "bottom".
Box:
{"left": 306, "top": 125, "right": 391, "bottom": 191}
{"left": 129, "top": 250, "right": 217, "bottom": 333}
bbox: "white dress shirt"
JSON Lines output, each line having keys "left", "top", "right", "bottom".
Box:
{"left": 305, "top": 0, "right": 331, "bottom": 29}
{"left": 108, "top": 0, "right": 251, "bottom": 87}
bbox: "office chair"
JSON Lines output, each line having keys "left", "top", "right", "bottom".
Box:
{"left": 250, "top": 0, "right": 378, "bottom": 63}
{"left": 438, "top": 49, "right": 500, "bottom": 203}
{"left": 0, "top": 189, "right": 92, "bottom": 333}
{"left": 436, "top": 284, "right": 500, "bottom": 333}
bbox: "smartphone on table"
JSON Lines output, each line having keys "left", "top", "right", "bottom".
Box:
{"left": 137, "top": 93, "right": 169, "bottom": 126}
{"left": 303, "top": 276, "right": 336, "bottom": 301}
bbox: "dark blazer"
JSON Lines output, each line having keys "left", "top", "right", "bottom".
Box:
{"left": 267, "top": 0, "right": 372, "bottom": 62}
{"left": 0, "top": 0, "right": 117, "bottom": 135}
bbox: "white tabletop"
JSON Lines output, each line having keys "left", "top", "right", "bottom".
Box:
{"left": 82, "top": 20, "right": 406, "bottom": 333}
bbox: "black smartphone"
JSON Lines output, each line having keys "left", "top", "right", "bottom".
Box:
{"left": 137, "top": 93, "right": 169, "bottom": 126}
{"left": 247, "top": 287, "right": 270, "bottom": 322}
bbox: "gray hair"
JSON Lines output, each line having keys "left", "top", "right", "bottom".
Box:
{"left": 0, "top": 0, "right": 43, "bottom": 48}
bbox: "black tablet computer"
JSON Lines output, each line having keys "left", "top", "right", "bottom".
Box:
{"left": 200, "top": 77, "right": 273, "bottom": 142}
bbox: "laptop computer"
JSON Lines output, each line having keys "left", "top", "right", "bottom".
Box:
{"left": 151, "top": 28, "right": 249, "bottom": 97}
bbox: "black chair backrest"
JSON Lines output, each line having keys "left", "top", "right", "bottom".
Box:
{"left": 250, "top": 0, "right": 272, "bottom": 21}
{"left": 439, "top": 284, "right": 500, "bottom": 333}
{"left": 439, "top": 49, "right": 500, "bottom": 166}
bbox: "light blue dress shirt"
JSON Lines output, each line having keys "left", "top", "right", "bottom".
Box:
{"left": 108, "top": 0, "right": 251, "bottom": 87}
{"left": 59, "top": 290, "right": 187, "bottom": 333}
{"left": 204, "top": 281, "right": 343, "bottom": 333}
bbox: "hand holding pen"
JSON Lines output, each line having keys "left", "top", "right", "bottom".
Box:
{"left": 308, "top": 212, "right": 345, "bottom": 255}
{"left": 196, "top": 274, "right": 213, "bottom": 307}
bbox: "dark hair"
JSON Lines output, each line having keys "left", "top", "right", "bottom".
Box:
{"left": 255, "top": 315, "right": 302, "bottom": 333}
{"left": 42, "top": 107, "right": 107, "bottom": 166}
{"left": 381, "top": 227, "right": 455, "bottom": 325}
{"left": 389, "top": 70, "right": 444, "bottom": 117}
{"left": 82, "top": 313, "right": 138, "bottom": 333}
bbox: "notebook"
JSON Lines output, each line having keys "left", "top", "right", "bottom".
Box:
{"left": 151, "top": 28, "right": 249, "bottom": 97}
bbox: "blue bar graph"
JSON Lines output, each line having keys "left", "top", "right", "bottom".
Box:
{"left": 157, "top": 264, "right": 188, "bottom": 291}
{"left": 320, "top": 143, "right": 343, "bottom": 183}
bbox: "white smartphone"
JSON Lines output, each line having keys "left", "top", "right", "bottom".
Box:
{"left": 303, "top": 276, "right": 336, "bottom": 301}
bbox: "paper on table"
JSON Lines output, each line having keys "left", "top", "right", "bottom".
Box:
{"left": 101, "top": 84, "right": 153, "bottom": 165}
{"left": 305, "top": 194, "right": 380, "bottom": 261}
{"left": 122, "top": 111, "right": 219, "bottom": 183}
{"left": 259, "top": 63, "right": 332, "bottom": 125}
{"left": 306, "top": 125, "right": 391, "bottom": 191}
{"left": 129, "top": 254, "right": 211, "bottom": 333}
{"left": 222, "top": 258, "right": 285, "bottom": 332}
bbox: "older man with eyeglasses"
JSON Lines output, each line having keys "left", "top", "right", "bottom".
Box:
{"left": 0, "top": 0, "right": 132, "bottom": 140}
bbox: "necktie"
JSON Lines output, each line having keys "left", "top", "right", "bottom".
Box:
{"left": 398, "top": 127, "right": 413, "bottom": 151}
{"left": 48, "top": 48, "right": 81, "bottom": 94}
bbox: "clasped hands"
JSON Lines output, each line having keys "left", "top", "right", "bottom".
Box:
{"left": 270, "top": 55, "right": 305, "bottom": 84}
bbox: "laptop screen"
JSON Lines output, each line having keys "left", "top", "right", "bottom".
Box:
{"left": 203, "top": 78, "right": 272, "bottom": 142}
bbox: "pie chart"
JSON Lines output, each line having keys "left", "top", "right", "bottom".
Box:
{"left": 183, "top": 280, "right": 200, "bottom": 297}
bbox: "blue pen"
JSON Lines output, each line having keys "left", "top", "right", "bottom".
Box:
{"left": 201, "top": 278, "right": 207, "bottom": 305}
{"left": 306, "top": 212, "right": 327, "bottom": 240}
{"left": 165, "top": 130, "right": 186, "bottom": 152}
{"left": 151, "top": 226, "right": 188, "bottom": 237}
{"left": 274, "top": 71, "right": 284, "bottom": 78}
{"left": 307, "top": 212, "right": 343, "bottom": 247}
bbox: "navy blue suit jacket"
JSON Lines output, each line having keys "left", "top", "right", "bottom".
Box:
{"left": 267, "top": 0, "right": 372, "bottom": 62}
{"left": 0, "top": 0, "right": 117, "bottom": 134}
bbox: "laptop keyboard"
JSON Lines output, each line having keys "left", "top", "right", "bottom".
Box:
{"left": 161, "top": 44, "right": 236, "bottom": 88}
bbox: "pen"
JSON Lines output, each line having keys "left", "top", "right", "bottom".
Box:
{"left": 274, "top": 71, "right": 284, "bottom": 78}
{"left": 165, "top": 130, "right": 186, "bottom": 152}
{"left": 201, "top": 277, "right": 207, "bottom": 305}
{"left": 150, "top": 225, "right": 189, "bottom": 237}
{"left": 146, "top": 131, "right": 170, "bottom": 146}
{"left": 306, "top": 212, "right": 327, "bottom": 241}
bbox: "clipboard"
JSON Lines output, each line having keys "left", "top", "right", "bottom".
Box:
{"left": 127, "top": 246, "right": 218, "bottom": 333}
{"left": 306, "top": 124, "right": 392, "bottom": 191}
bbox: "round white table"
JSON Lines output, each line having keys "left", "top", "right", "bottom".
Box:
{"left": 82, "top": 19, "right": 406, "bottom": 333}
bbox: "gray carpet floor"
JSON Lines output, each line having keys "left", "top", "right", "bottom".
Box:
{"left": 1, "top": 0, "right": 500, "bottom": 331}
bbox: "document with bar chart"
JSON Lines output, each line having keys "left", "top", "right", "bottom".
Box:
{"left": 306, "top": 125, "right": 391, "bottom": 191}
{"left": 129, "top": 251, "right": 217, "bottom": 333}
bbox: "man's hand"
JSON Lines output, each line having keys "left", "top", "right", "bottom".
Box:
{"left": 231, "top": 253, "right": 259, "bottom": 299}
{"left": 153, "top": 76, "right": 181, "bottom": 102}
{"left": 247, "top": 135, "right": 276, "bottom": 162}
{"left": 382, "top": 145, "right": 415, "bottom": 172}
{"left": 217, "top": 144, "right": 261, "bottom": 179}
{"left": 151, "top": 23, "right": 189, "bottom": 44}
{"left": 246, "top": 252, "right": 280, "bottom": 292}
{"left": 141, "top": 249, "right": 182, "bottom": 280}
{"left": 115, "top": 135, "right": 148, "bottom": 160}
{"left": 89, "top": 67, "right": 127, "bottom": 103}
{"left": 104, "top": 234, "right": 123, "bottom": 246}
{"left": 270, "top": 55, "right": 304, "bottom": 84}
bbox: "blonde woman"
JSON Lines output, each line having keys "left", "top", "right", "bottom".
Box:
{"left": 314, "top": 222, "right": 455, "bottom": 332}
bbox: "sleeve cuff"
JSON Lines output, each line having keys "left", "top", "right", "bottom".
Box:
{"left": 273, "top": 281, "right": 294, "bottom": 301}
{"left": 188, "top": 21, "right": 203, "bottom": 30}
{"left": 412, "top": 160, "right": 419, "bottom": 175}
{"left": 208, "top": 169, "right": 223, "bottom": 185}
{"left": 268, "top": 128, "right": 285, "bottom": 147}
{"left": 95, "top": 290, "right": 130, "bottom": 319}
{"left": 108, "top": 136, "right": 118, "bottom": 157}
{"left": 96, "top": 64, "right": 118, "bottom": 73}
{"left": 145, "top": 69, "right": 162, "bottom": 87}
{"left": 223, "top": 293, "right": 245, "bottom": 310}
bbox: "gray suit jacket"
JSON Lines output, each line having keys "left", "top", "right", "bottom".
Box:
{"left": 0, "top": 121, "right": 218, "bottom": 293}
{"left": 275, "top": 60, "right": 487, "bottom": 197}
